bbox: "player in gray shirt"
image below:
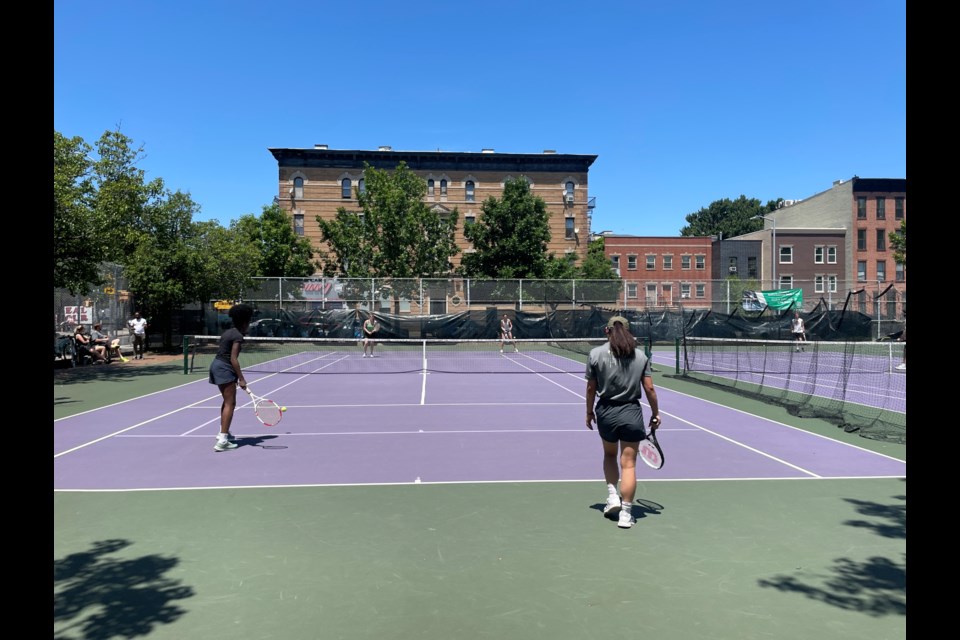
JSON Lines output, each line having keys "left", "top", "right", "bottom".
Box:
{"left": 585, "top": 316, "right": 661, "bottom": 529}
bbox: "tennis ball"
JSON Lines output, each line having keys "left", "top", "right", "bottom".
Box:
{"left": 281, "top": 406, "right": 287, "bottom": 412}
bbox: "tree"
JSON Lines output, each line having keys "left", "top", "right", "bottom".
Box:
{"left": 460, "top": 177, "right": 552, "bottom": 278}
{"left": 54, "top": 131, "right": 102, "bottom": 293}
{"left": 579, "top": 236, "right": 618, "bottom": 279}
{"left": 193, "top": 220, "right": 261, "bottom": 301}
{"left": 122, "top": 190, "right": 208, "bottom": 349}
{"left": 680, "top": 195, "right": 781, "bottom": 238}
{"left": 237, "top": 204, "right": 315, "bottom": 277}
{"left": 316, "top": 162, "right": 460, "bottom": 309}
{"left": 890, "top": 219, "right": 906, "bottom": 265}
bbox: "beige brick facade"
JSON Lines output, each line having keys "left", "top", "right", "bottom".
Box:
{"left": 269, "top": 147, "right": 596, "bottom": 271}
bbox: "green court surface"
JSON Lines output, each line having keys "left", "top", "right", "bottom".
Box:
{"left": 54, "top": 362, "right": 906, "bottom": 640}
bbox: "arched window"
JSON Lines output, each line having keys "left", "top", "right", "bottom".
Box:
{"left": 565, "top": 181, "right": 575, "bottom": 197}
{"left": 358, "top": 178, "right": 365, "bottom": 195}
{"left": 465, "top": 180, "right": 475, "bottom": 202}
{"left": 428, "top": 179, "right": 435, "bottom": 196}
{"left": 341, "top": 178, "right": 352, "bottom": 199}
{"left": 440, "top": 179, "right": 447, "bottom": 196}
{"left": 294, "top": 177, "right": 304, "bottom": 199}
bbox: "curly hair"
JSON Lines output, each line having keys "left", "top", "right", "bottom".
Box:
{"left": 228, "top": 303, "right": 254, "bottom": 328}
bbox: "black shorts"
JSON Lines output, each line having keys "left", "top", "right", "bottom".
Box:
{"left": 209, "top": 359, "right": 237, "bottom": 386}
{"left": 595, "top": 400, "right": 646, "bottom": 443}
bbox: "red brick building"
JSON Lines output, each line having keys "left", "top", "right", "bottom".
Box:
{"left": 604, "top": 235, "right": 715, "bottom": 309}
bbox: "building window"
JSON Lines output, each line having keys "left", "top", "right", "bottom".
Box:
{"left": 681, "top": 283, "right": 691, "bottom": 299}
{"left": 747, "top": 256, "right": 758, "bottom": 278}
{"left": 565, "top": 181, "right": 575, "bottom": 197}
{"left": 358, "top": 178, "right": 365, "bottom": 195}
{"left": 293, "top": 177, "right": 304, "bottom": 199}
{"left": 611, "top": 255, "right": 620, "bottom": 272}
{"left": 895, "top": 197, "right": 904, "bottom": 220}
{"left": 779, "top": 246, "right": 792, "bottom": 264}
{"left": 857, "top": 197, "right": 867, "bottom": 219}
{"left": 663, "top": 255, "right": 673, "bottom": 270}
{"left": 778, "top": 274, "right": 793, "bottom": 289}
{"left": 857, "top": 260, "right": 867, "bottom": 281}
{"left": 728, "top": 256, "right": 738, "bottom": 274}
{"left": 895, "top": 262, "right": 904, "bottom": 282}
{"left": 293, "top": 211, "right": 304, "bottom": 236}
{"left": 627, "top": 283, "right": 638, "bottom": 298}
{"left": 428, "top": 179, "right": 435, "bottom": 197}
{"left": 341, "top": 178, "right": 351, "bottom": 199}
{"left": 645, "top": 255, "right": 654, "bottom": 270}
{"left": 876, "top": 229, "right": 886, "bottom": 251}
{"left": 681, "top": 255, "right": 691, "bottom": 270}
{"left": 827, "top": 246, "right": 837, "bottom": 264}
{"left": 662, "top": 283, "right": 672, "bottom": 304}
{"left": 828, "top": 275, "right": 837, "bottom": 293}
{"left": 628, "top": 255, "right": 638, "bottom": 270}
{"left": 565, "top": 217, "right": 575, "bottom": 240}
{"left": 857, "top": 229, "right": 867, "bottom": 251}
{"left": 815, "top": 275, "right": 824, "bottom": 293}
{"left": 695, "top": 283, "right": 705, "bottom": 298}
{"left": 465, "top": 180, "right": 475, "bottom": 202}
{"left": 814, "top": 246, "right": 824, "bottom": 264}
{"left": 440, "top": 179, "right": 448, "bottom": 196}
{"left": 876, "top": 196, "right": 886, "bottom": 220}
{"left": 465, "top": 215, "right": 475, "bottom": 226}
{"left": 646, "top": 284, "right": 657, "bottom": 305}
{"left": 695, "top": 255, "right": 705, "bottom": 269}
{"left": 877, "top": 260, "right": 886, "bottom": 282}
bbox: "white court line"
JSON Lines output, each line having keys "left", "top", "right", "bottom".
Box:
{"left": 54, "top": 475, "right": 907, "bottom": 494}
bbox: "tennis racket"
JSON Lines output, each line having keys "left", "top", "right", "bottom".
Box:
{"left": 242, "top": 386, "right": 284, "bottom": 427}
{"left": 638, "top": 424, "right": 664, "bottom": 470}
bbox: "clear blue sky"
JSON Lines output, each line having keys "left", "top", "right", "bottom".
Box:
{"left": 54, "top": 0, "right": 905, "bottom": 237}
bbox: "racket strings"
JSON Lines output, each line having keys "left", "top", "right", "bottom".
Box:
{"left": 256, "top": 401, "right": 283, "bottom": 426}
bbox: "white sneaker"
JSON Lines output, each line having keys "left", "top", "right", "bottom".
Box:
{"left": 603, "top": 494, "right": 621, "bottom": 516}
{"left": 895, "top": 363, "right": 906, "bottom": 371}
{"left": 618, "top": 506, "right": 635, "bottom": 529}
{"left": 214, "top": 439, "right": 238, "bottom": 452}
{"left": 500, "top": 349, "right": 503, "bottom": 353}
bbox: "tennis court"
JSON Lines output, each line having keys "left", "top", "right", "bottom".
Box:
{"left": 54, "top": 341, "right": 906, "bottom": 640}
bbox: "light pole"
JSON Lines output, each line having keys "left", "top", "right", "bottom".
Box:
{"left": 752, "top": 214, "right": 777, "bottom": 288}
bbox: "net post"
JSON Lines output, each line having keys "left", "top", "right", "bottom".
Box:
{"left": 182, "top": 335, "right": 190, "bottom": 375}
{"left": 675, "top": 337, "right": 680, "bottom": 374}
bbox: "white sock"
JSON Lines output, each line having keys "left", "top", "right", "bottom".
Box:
{"left": 217, "top": 433, "right": 228, "bottom": 442}
{"left": 607, "top": 483, "right": 619, "bottom": 496}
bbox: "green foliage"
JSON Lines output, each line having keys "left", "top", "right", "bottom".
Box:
{"left": 680, "top": 195, "right": 780, "bottom": 238}
{"left": 460, "top": 177, "right": 552, "bottom": 278}
{"left": 54, "top": 131, "right": 103, "bottom": 294}
{"left": 316, "top": 162, "right": 459, "bottom": 279}
{"left": 194, "top": 220, "right": 260, "bottom": 300}
{"left": 889, "top": 219, "right": 906, "bottom": 265}
{"left": 237, "top": 204, "right": 315, "bottom": 277}
{"left": 579, "top": 237, "right": 618, "bottom": 279}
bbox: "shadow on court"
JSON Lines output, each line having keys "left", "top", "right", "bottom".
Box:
{"left": 590, "top": 497, "right": 664, "bottom": 521}
{"left": 758, "top": 484, "right": 906, "bottom": 617}
{"left": 54, "top": 539, "right": 193, "bottom": 640}
{"left": 235, "top": 434, "right": 287, "bottom": 450}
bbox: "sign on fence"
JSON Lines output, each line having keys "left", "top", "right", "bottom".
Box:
{"left": 64, "top": 306, "right": 94, "bottom": 324}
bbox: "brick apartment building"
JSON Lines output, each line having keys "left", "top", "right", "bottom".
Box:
{"left": 603, "top": 235, "right": 715, "bottom": 309}
{"left": 269, "top": 146, "right": 597, "bottom": 270}
{"left": 753, "top": 177, "right": 906, "bottom": 316}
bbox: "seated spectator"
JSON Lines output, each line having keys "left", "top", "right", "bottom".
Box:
{"left": 74, "top": 325, "right": 106, "bottom": 364}
{"left": 91, "top": 323, "right": 123, "bottom": 363}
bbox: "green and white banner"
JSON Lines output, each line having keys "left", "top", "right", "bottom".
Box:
{"left": 741, "top": 288, "right": 802, "bottom": 311}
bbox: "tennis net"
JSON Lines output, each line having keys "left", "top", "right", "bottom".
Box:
{"left": 184, "top": 336, "right": 608, "bottom": 375}
{"left": 679, "top": 336, "right": 906, "bottom": 443}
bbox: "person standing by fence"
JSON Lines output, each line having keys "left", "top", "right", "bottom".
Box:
{"left": 128, "top": 311, "right": 148, "bottom": 359}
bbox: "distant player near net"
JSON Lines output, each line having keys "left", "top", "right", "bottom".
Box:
{"left": 896, "top": 315, "right": 906, "bottom": 371}
{"left": 362, "top": 315, "right": 380, "bottom": 358}
{"left": 208, "top": 303, "right": 254, "bottom": 452}
{"left": 585, "top": 316, "right": 661, "bottom": 529}
{"left": 499, "top": 314, "right": 517, "bottom": 353}
{"left": 791, "top": 310, "right": 806, "bottom": 352}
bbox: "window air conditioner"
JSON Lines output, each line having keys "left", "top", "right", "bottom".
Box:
{"left": 681, "top": 293, "right": 690, "bottom": 299}
{"left": 728, "top": 266, "right": 737, "bottom": 273}
{"left": 564, "top": 194, "right": 574, "bottom": 205}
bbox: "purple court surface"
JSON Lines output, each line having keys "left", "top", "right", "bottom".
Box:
{"left": 54, "top": 353, "right": 906, "bottom": 491}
